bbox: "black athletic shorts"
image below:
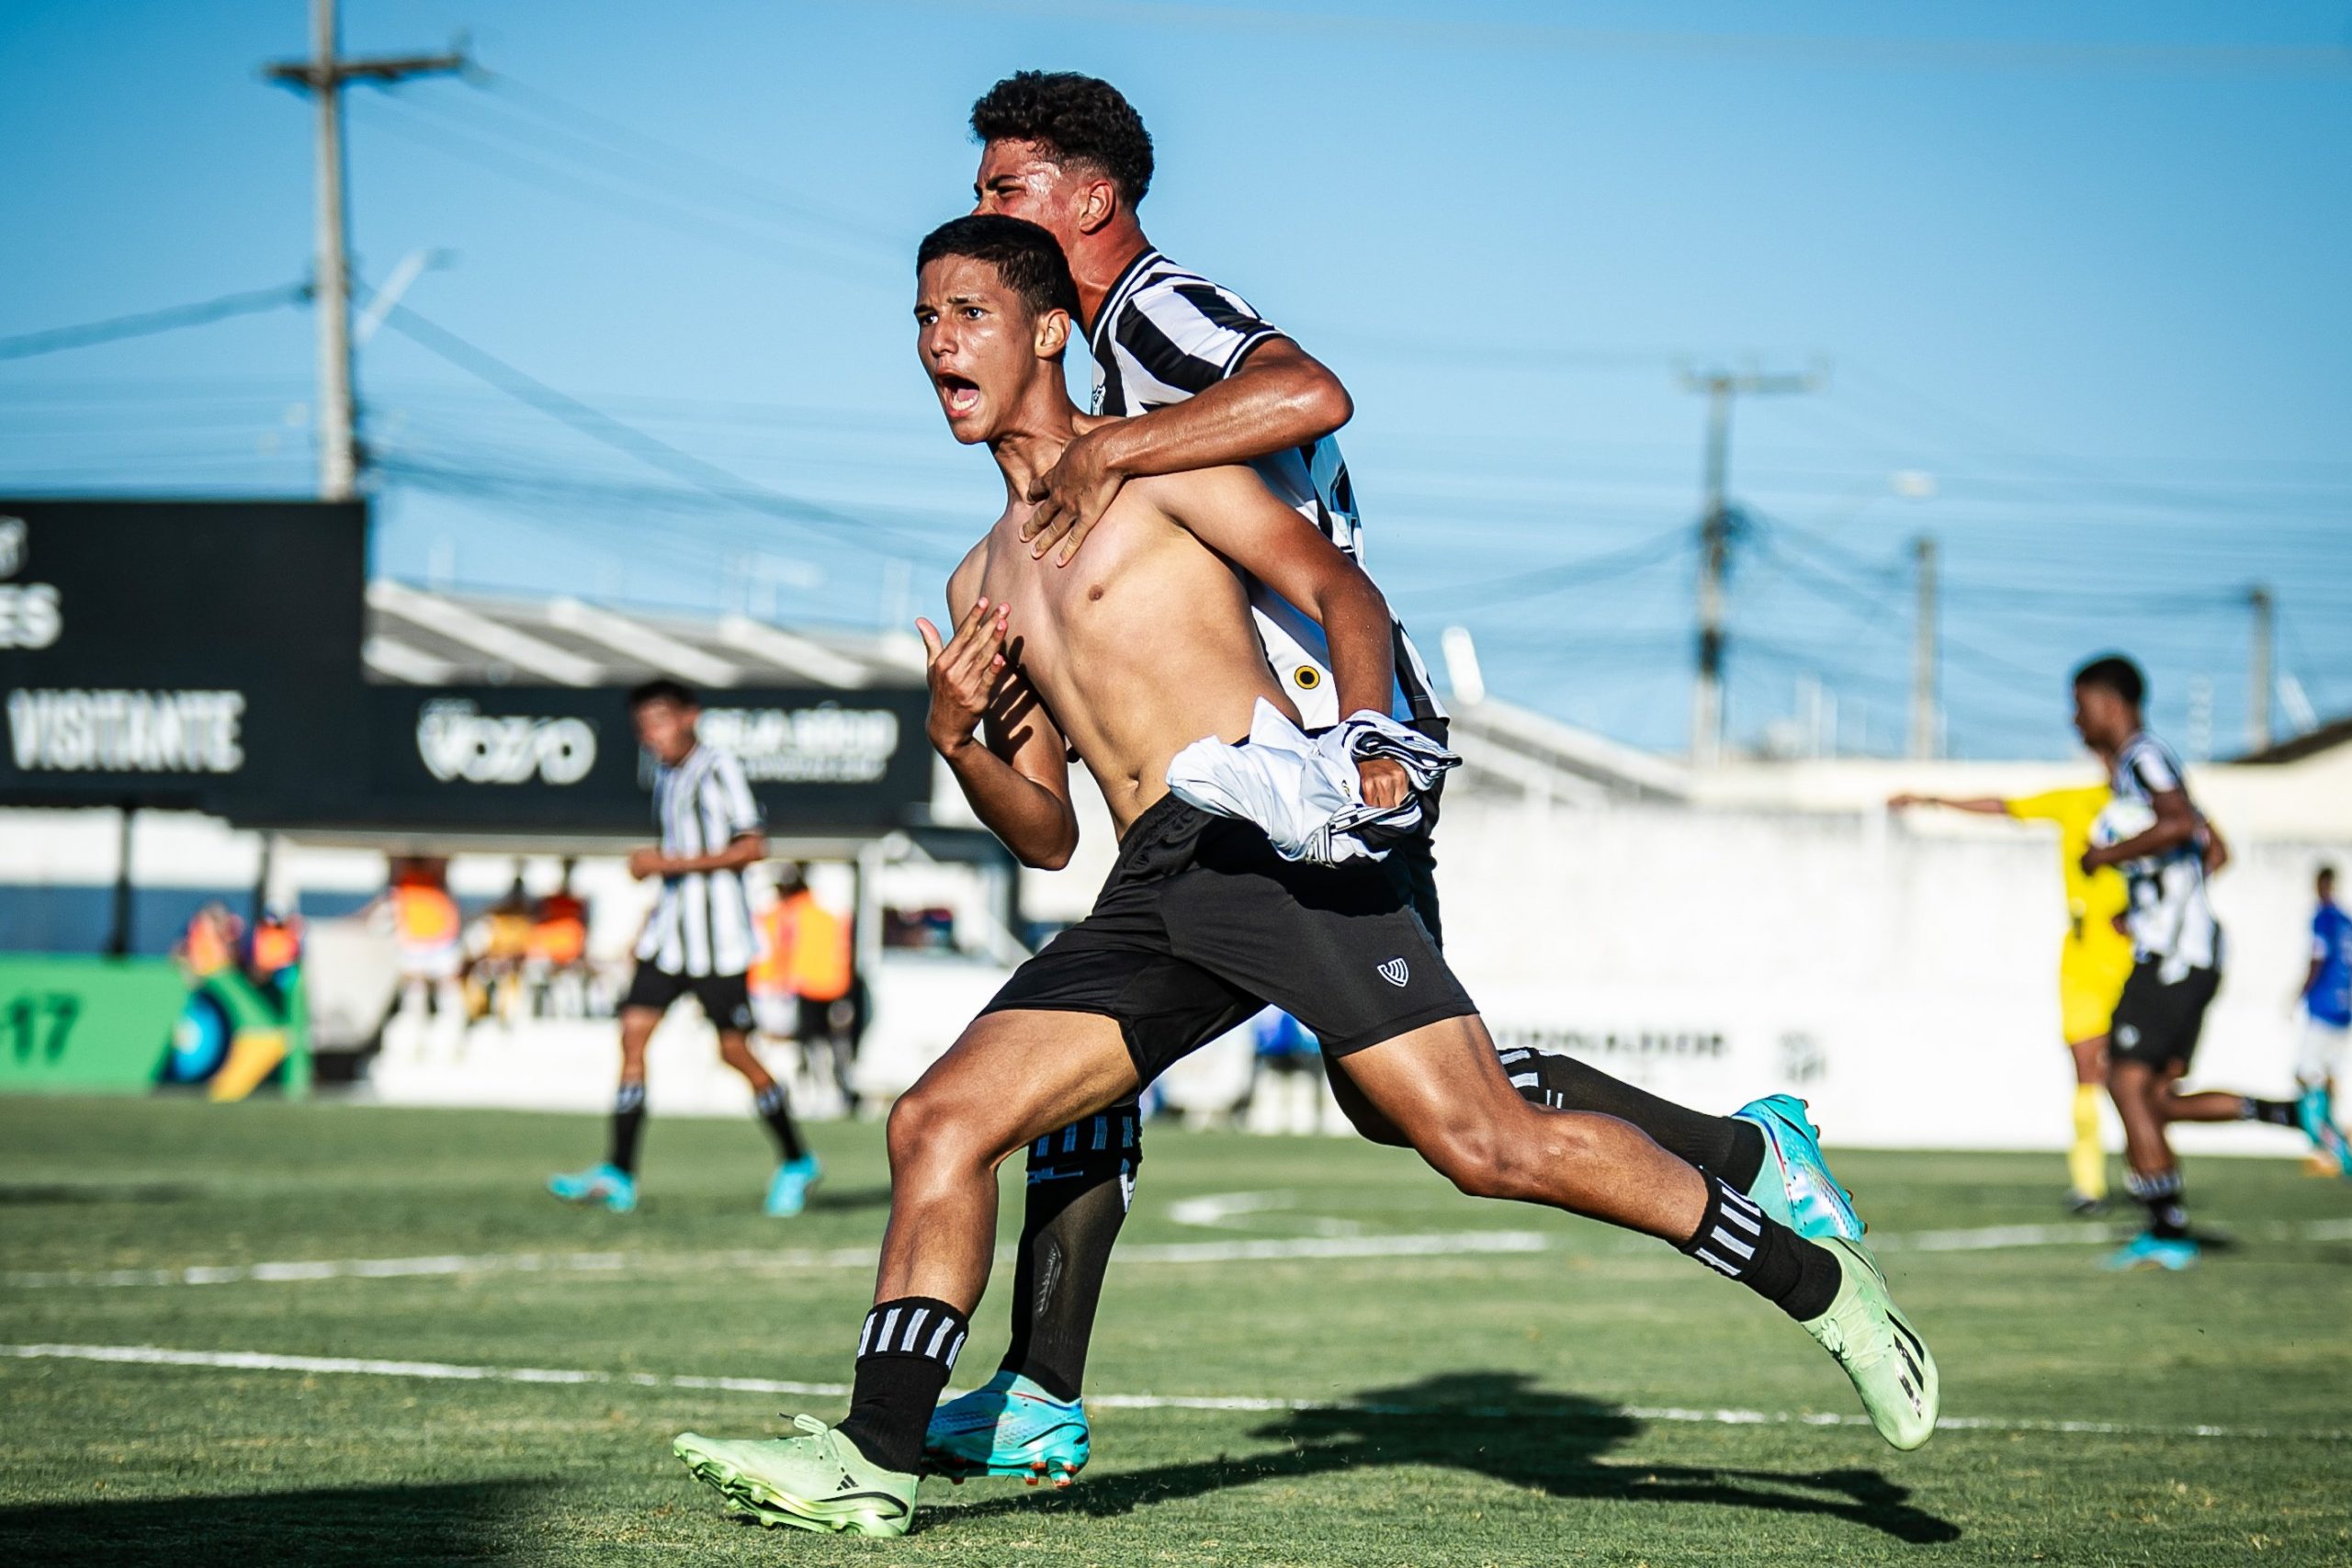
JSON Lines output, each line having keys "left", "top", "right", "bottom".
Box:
{"left": 622, "top": 964, "right": 755, "bottom": 1034}
{"left": 982, "top": 793, "right": 1476, "bottom": 1087}
{"left": 2109, "top": 961, "right": 2222, "bottom": 1071}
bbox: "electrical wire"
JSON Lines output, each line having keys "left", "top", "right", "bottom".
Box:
{"left": 0, "top": 283, "right": 311, "bottom": 363}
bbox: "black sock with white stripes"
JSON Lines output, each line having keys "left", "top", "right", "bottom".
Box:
{"left": 753, "top": 1082, "right": 806, "bottom": 1163}
{"left": 607, "top": 1081, "right": 647, "bottom": 1175}
{"left": 1679, "top": 1176, "right": 1841, "bottom": 1322}
{"left": 1498, "top": 1051, "right": 1766, "bottom": 1189}
{"left": 2126, "top": 1167, "right": 2189, "bottom": 1239}
{"left": 1001, "top": 1105, "right": 1142, "bottom": 1402}
{"left": 836, "top": 1296, "right": 970, "bottom": 1472}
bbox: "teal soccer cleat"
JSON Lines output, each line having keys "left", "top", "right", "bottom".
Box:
{"left": 2297, "top": 1087, "right": 2352, "bottom": 1179}
{"left": 548, "top": 1162, "right": 636, "bottom": 1213}
{"left": 922, "top": 1370, "right": 1090, "bottom": 1486}
{"left": 1734, "top": 1094, "right": 1865, "bottom": 1242}
{"left": 764, "top": 1155, "right": 822, "bottom": 1217}
{"left": 2103, "top": 1232, "right": 2199, "bottom": 1271}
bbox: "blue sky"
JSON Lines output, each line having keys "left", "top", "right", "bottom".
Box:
{"left": 3, "top": 0, "right": 2347, "bottom": 761}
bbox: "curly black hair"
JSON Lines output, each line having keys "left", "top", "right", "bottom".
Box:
{"left": 916, "top": 214, "right": 1081, "bottom": 321}
{"left": 971, "top": 71, "right": 1154, "bottom": 208}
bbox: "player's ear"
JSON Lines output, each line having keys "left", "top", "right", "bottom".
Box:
{"left": 1035, "top": 308, "right": 1071, "bottom": 359}
{"left": 1075, "top": 174, "right": 1117, "bottom": 235}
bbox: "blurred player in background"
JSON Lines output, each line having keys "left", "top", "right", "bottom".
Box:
{"left": 1889, "top": 784, "right": 2133, "bottom": 1213}
{"left": 548, "top": 680, "right": 820, "bottom": 1217}
{"left": 2294, "top": 865, "right": 2352, "bottom": 1167}
{"left": 2069, "top": 656, "right": 2339, "bottom": 1271}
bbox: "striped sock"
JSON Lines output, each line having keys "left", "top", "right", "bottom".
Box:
{"left": 1679, "top": 1175, "right": 1840, "bottom": 1321}
{"left": 2125, "top": 1167, "right": 2188, "bottom": 1239}
{"left": 606, "top": 1080, "right": 646, "bottom": 1175}
{"left": 835, "top": 1296, "right": 970, "bottom": 1472}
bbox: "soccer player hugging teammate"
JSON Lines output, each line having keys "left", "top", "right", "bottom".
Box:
{"left": 664, "top": 216, "right": 1939, "bottom": 1539}
{"left": 2069, "top": 656, "right": 2344, "bottom": 1272}
{"left": 925, "top": 69, "right": 1883, "bottom": 1488}
{"left": 548, "top": 680, "right": 821, "bottom": 1218}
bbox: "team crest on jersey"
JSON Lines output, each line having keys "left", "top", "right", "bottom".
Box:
{"left": 1377, "top": 958, "right": 1410, "bottom": 987}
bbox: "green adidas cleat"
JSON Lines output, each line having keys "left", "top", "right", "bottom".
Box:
{"left": 1802, "top": 1236, "right": 1939, "bottom": 1451}
{"left": 674, "top": 1416, "right": 917, "bottom": 1537}
{"left": 1735, "top": 1094, "right": 1865, "bottom": 1241}
{"left": 922, "top": 1370, "right": 1090, "bottom": 1484}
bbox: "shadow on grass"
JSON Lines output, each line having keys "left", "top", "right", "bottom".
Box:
{"left": 0, "top": 1481, "right": 534, "bottom": 1566}
{"left": 0, "top": 1183, "right": 203, "bottom": 1205}
{"left": 940, "top": 1371, "right": 1960, "bottom": 1545}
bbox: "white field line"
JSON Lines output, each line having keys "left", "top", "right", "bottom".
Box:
{"left": 4, "top": 1342, "right": 2344, "bottom": 1443}
{"left": 0, "top": 1231, "right": 1547, "bottom": 1291}
{"left": 7, "top": 1216, "right": 2347, "bottom": 1292}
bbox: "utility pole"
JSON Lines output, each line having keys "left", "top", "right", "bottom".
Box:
{"left": 2247, "top": 583, "right": 2274, "bottom": 754}
{"left": 1681, "top": 367, "right": 1820, "bottom": 765}
{"left": 266, "top": 0, "right": 464, "bottom": 502}
{"left": 1908, "top": 534, "right": 1939, "bottom": 759}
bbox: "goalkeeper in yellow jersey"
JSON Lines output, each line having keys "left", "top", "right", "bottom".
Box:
{"left": 1889, "top": 784, "right": 2143, "bottom": 1213}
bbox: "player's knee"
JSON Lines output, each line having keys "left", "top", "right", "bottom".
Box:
{"left": 885, "top": 1085, "right": 987, "bottom": 1182}
{"left": 1423, "top": 1122, "right": 1520, "bottom": 1199}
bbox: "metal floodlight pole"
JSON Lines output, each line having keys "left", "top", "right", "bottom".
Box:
{"left": 265, "top": 0, "right": 466, "bottom": 502}
{"left": 1679, "top": 367, "right": 1820, "bottom": 766}
{"left": 2247, "top": 583, "right": 2274, "bottom": 753}
{"left": 1909, "top": 534, "right": 1939, "bottom": 760}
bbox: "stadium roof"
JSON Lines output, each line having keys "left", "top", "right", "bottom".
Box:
{"left": 363, "top": 581, "right": 926, "bottom": 691}
{"left": 363, "top": 581, "right": 1691, "bottom": 805}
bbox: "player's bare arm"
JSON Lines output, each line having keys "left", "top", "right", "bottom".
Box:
{"left": 918, "top": 554, "right": 1079, "bottom": 871}
{"left": 1023, "top": 340, "right": 1354, "bottom": 561}
{"left": 2082, "top": 786, "right": 2199, "bottom": 873}
{"left": 1886, "top": 795, "right": 2008, "bottom": 815}
{"left": 1134, "top": 464, "right": 1411, "bottom": 807}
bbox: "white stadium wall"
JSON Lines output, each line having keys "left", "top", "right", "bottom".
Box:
{"left": 1419, "top": 797, "right": 2347, "bottom": 1153}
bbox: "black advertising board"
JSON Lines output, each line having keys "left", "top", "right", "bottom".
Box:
{"left": 351, "top": 684, "right": 933, "bottom": 834}
{"left": 0, "top": 499, "right": 368, "bottom": 812}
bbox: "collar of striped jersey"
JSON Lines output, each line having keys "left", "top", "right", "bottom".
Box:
{"left": 1088, "top": 245, "right": 1167, "bottom": 352}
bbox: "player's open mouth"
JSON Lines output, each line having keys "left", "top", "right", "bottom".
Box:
{"left": 937, "top": 374, "right": 981, "bottom": 417}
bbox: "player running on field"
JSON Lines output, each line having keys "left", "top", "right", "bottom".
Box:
{"left": 2069, "top": 656, "right": 2344, "bottom": 1271}
{"left": 2292, "top": 865, "right": 2352, "bottom": 1168}
{"left": 667, "top": 217, "right": 1939, "bottom": 1537}
{"left": 1889, "top": 784, "right": 2137, "bottom": 1213}
{"left": 548, "top": 680, "right": 820, "bottom": 1217}
{"left": 927, "top": 69, "right": 1846, "bottom": 1487}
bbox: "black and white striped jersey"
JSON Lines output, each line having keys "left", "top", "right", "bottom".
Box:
{"left": 2109, "top": 732, "right": 2223, "bottom": 976}
{"left": 1088, "top": 248, "right": 1445, "bottom": 730}
{"left": 636, "top": 743, "right": 763, "bottom": 978}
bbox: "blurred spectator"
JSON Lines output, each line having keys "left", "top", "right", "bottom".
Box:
{"left": 374, "top": 857, "right": 463, "bottom": 1026}
{"left": 526, "top": 859, "right": 592, "bottom": 1019}
{"left": 466, "top": 872, "right": 536, "bottom": 1024}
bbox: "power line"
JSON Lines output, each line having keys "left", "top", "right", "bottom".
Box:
{"left": 376, "top": 301, "right": 953, "bottom": 562}
{"left": 0, "top": 283, "right": 311, "bottom": 363}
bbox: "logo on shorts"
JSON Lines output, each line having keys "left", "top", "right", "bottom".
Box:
{"left": 2117, "top": 1023, "right": 2140, "bottom": 1046}
{"left": 1376, "top": 958, "right": 1410, "bottom": 987}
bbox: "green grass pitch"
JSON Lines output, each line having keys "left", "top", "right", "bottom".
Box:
{"left": 2, "top": 1096, "right": 2347, "bottom": 1565}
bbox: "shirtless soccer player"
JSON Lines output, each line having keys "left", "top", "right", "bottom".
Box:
{"left": 668, "top": 216, "right": 1939, "bottom": 1537}
{"left": 931, "top": 69, "right": 1859, "bottom": 1486}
